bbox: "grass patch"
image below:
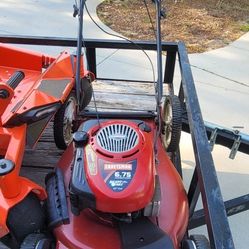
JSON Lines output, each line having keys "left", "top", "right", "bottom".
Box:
{"left": 97, "top": 0, "right": 249, "bottom": 53}
{"left": 240, "top": 24, "right": 249, "bottom": 32}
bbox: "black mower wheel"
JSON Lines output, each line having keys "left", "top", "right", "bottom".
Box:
{"left": 161, "top": 95, "right": 182, "bottom": 152}
{"left": 6, "top": 193, "right": 45, "bottom": 248}
{"left": 53, "top": 92, "right": 77, "bottom": 150}
{"left": 182, "top": 235, "right": 211, "bottom": 249}
{"left": 20, "top": 233, "right": 53, "bottom": 249}
{"left": 190, "top": 235, "right": 211, "bottom": 249}
{"left": 79, "top": 77, "right": 93, "bottom": 110}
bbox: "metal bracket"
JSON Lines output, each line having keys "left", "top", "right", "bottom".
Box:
{"left": 144, "top": 175, "right": 161, "bottom": 217}
{"left": 209, "top": 128, "right": 218, "bottom": 151}
{"left": 229, "top": 135, "right": 241, "bottom": 159}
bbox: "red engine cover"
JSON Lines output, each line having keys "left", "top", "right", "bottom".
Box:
{"left": 84, "top": 120, "right": 155, "bottom": 213}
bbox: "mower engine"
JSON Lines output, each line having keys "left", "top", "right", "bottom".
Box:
{"left": 69, "top": 119, "right": 160, "bottom": 219}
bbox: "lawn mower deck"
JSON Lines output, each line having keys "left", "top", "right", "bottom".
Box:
{"left": 46, "top": 118, "right": 188, "bottom": 249}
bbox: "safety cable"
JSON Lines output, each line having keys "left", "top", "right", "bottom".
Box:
{"left": 84, "top": 3, "right": 156, "bottom": 91}
{"left": 143, "top": 0, "right": 157, "bottom": 40}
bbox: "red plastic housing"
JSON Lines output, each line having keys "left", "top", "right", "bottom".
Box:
{"left": 54, "top": 119, "right": 189, "bottom": 249}
{"left": 84, "top": 120, "right": 155, "bottom": 213}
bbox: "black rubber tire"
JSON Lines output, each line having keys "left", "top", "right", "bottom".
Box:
{"left": 53, "top": 92, "right": 77, "bottom": 150}
{"left": 0, "top": 234, "right": 15, "bottom": 249}
{"left": 190, "top": 235, "right": 211, "bottom": 249}
{"left": 53, "top": 77, "right": 92, "bottom": 150}
{"left": 6, "top": 193, "right": 45, "bottom": 248}
{"left": 79, "top": 77, "right": 93, "bottom": 110}
{"left": 20, "top": 233, "right": 53, "bottom": 249}
{"left": 181, "top": 239, "right": 196, "bottom": 249}
{"left": 161, "top": 95, "right": 182, "bottom": 152}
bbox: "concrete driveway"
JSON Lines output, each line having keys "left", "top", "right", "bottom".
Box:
{"left": 0, "top": 0, "right": 248, "bottom": 248}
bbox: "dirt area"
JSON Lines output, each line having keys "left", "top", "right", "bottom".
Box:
{"left": 97, "top": 0, "right": 249, "bottom": 53}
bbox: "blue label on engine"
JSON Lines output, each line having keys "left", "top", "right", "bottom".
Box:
{"left": 100, "top": 160, "right": 137, "bottom": 192}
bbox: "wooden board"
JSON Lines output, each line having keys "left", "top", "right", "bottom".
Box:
{"left": 20, "top": 167, "right": 53, "bottom": 188}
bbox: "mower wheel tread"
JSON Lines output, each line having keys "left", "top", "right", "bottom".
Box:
{"left": 20, "top": 233, "right": 52, "bottom": 249}
{"left": 162, "top": 95, "right": 182, "bottom": 152}
{"left": 6, "top": 193, "right": 45, "bottom": 247}
{"left": 190, "top": 235, "right": 211, "bottom": 249}
{"left": 53, "top": 92, "right": 77, "bottom": 150}
{"left": 79, "top": 77, "right": 93, "bottom": 110}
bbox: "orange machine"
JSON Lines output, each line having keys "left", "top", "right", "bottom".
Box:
{"left": 0, "top": 43, "right": 93, "bottom": 247}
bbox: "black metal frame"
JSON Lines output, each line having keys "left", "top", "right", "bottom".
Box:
{"left": 1, "top": 34, "right": 249, "bottom": 249}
